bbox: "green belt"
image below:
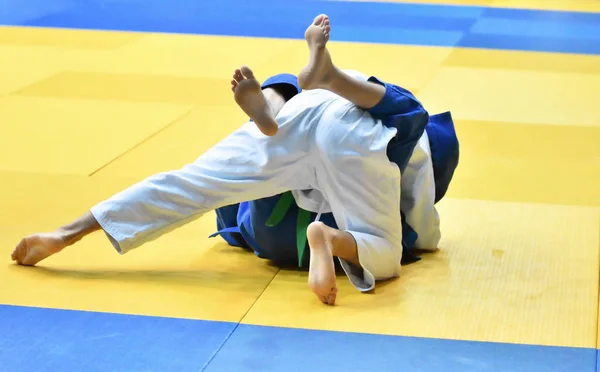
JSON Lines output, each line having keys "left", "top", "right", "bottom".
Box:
{"left": 265, "top": 191, "right": 312, "bottom": 267}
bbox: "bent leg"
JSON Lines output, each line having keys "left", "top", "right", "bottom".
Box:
{"left": 318, "top": 155, "right": 403, "bottom": 293}
{"left": 311, "top": 98, "right": 404, "bottom": 296}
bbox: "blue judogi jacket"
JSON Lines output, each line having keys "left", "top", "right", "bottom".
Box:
{"left": 209, "top": 74, "right": 459, "bottom": 267}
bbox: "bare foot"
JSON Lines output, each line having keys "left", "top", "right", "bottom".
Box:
{"left": 298, "top": 14, "right": 335, "bottom": 90}
{"left": 306, "top": 221, "right": 338, "bottom": 305}
{"left": 231, "top": 66, "right": 278, "bottom": 136}
{"left": 11, "top": 232, "right": 67, "bottom": 266}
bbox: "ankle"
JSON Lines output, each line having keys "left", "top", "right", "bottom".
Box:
{"left": 325, "top": 66, "right": 345, "bottom": 90}
{"left": 328, "top": 229, "right": 344, "bottom": 254}
{"left": 329, "top": 230, "right": 359, "bottom": 266}
{"left": 262, "top": 88, "right": 286, "bottom": 117}
{"left": 55, "top": 227, "right": 76, "bottom": 246}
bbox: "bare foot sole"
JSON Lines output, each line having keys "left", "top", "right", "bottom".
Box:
{"left": 298, "top": 14, "right": 335, "bottom": 90}
{"left": 306, "top": 221, "right": 338, "bottom": 305}
{"left": 231, "top": 66, "right": 278, "bottom": 136}
{"left": 11, "top": 232, "right": 67, "bottom": 266}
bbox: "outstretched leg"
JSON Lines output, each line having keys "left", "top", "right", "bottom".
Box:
{"left": 11, "top": 212, "right": 99, "bottom": 266}
{"left": 12, "top": 69, "right": 310, "bottom": 266}
{"left": 232, "top": 66, "right": 280, "bottom": 136}
{"left": 298, "top": 14, "right": 386, "bottom": 109}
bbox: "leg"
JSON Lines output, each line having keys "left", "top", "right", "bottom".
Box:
{"left": 11, "top": 212, "right": 100, "bottom": 266}
{"left": 12, "top": 69, "right": 313, "bottom": 265}
{"left": 262, "top": 87, "right": 287, "bottom": 117}
{"left": 316, "top": 143, "right": 403, "bottom": 298}
{"left": 232, "top": 66, "right": 280, "bottom": 136}
{"left": 306, "top": 221, "right": 358, "bottom": 305}
{"left": 298, "top": 14, "right": 386, "bottom": 109}
{"left": 307, "top": 92, "right": 405, "bottom": 304}
{"left": 13, "top": 129, "right": 309, "bottom": 264}
{"left": 13, "top": 76, "right": 294, "bottom": 266}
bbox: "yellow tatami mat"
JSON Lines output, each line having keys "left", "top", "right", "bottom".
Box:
{"left": 0, "top": 96, "right": 191, "bottom": 174}
{"left": 344, "top": 0, "right": 600, "bottom": 13}
{"left": 243, "top": 198, "right": 599, "bottom": 348}
{"left": 1, "top": 25, "right": 599, "bottom": 353}
{"left": 0, "top": 172, "right": 279, "bottom": 322}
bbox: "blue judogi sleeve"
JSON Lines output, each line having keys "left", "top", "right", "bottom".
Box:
{"left": 426, "top": 112, "right": 459, "bottom": 203}
{"left": 366, "top": 76, "right": 429, "bottom": 174}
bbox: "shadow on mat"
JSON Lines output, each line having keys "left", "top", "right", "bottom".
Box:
{"left": 6, "top": 244, "right": 449, "bottom": 295}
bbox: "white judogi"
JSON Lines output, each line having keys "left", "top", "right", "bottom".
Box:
{"left": 91, "top": 72, "right": 440, "bottom": 292}
{"left": 401, "top": 131, "right": 440, "bottom": 250}
{"left": 292, "top": 72, "right": 440, "bottom": 250}
{"left": 292, "top": 131, "right": 440, "bottom": 252}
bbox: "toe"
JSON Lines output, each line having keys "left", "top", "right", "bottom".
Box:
{"left": 233, "top": 69, "right": 243, "bottom": 82}
{"left": 327, "top": 287, "right": 337, "bottom": 305}
{"left": 313, "top": 14, "right": 326, "bottom": 26}
{"left": 22, "top": 256, "right": 33, "bottom": 266}
{"left": 11, "top": 242, "right": 19, "bottom": 260}
{"left": 13, "top": 240, "right": 26, "bottom": 263}
{"left": 15, "top": 250, "right": 24, "bottom": 265}
{"left": 240, "top": 66, "right": 255, "bottom": 80}
{"left": 326, "top": 295, "right": 336, "bottom": 306}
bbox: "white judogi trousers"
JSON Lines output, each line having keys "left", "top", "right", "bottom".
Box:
{"left": 91, "top": 87, "right": 403, "bottom": 291}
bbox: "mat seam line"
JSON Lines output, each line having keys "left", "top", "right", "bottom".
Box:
{"left": 594, "top": 208, "right": 600, "bottom": 372}
{"left": 88, "top": 107, "right": 195, "bottom": 177}
{"left": 199, "top": 268, "right": 281, "bottom": 372}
